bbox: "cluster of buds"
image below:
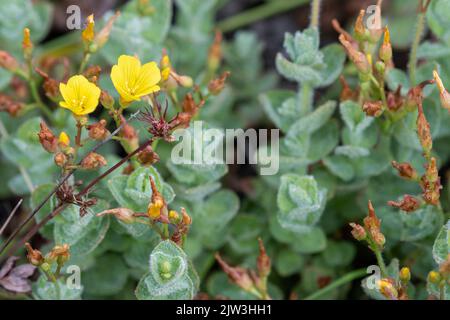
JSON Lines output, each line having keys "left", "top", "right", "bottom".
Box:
{"left": 376, "top": 267, "right": 411, "bottom": 300}
{"left": 349, "top": 201, "right": 385, "bottom": 250}
{"left": 0, "top": 94, "right": 23, "bottom": 116}
{"left": 38, "top": 121, "right": 107, "bottom": 171}
{"left": 25, "top": 243, "right": 70, "bottom": 279}
{"left": 215, "top": 238, "right": 272, "bottom": 300}
{"left": 334, "top": 6, "right": 397, "bottom": 118}
{"left": 169, "top": 207, "right": 192, "bottom": 246}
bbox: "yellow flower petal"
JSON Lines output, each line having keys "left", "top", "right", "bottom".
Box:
{"left": 58, "top": 75, "right": 100, "bottom": 116}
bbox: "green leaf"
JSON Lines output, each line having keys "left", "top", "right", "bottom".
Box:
{"left": 397, "top": 205, "right": 442, "bottom": 242}
{"left": 322, "top": 240, "right": 356, "bottom": 267}
{"left": 82, "top": 253, "right": 129, "bottom": 297}
{"left": 135, "top": 240, "right": 199, "bottom": 300}
{"left": 288, "top": 101, "right": 336, "bottom": 135}
{"left": 432, "top": 220, "right": 450, "bottom": 265}
{"left": 317, "top": 44, "right": 346, "bottom": 87}
{"left": 277, "top": 174, "right": 327, "bottom": 233}
{"left": 323, "top": 155, "right": 355, "bottom": 182}
{"left": 260, "top": 90, "right": 297, "bottom": 132}
{"left": 275, "top": 248, "right": 305, "bottom": 277}
{"left": 227, "top": 214, "right": 265, "bottom": 255}
{"left": 335, "top": 146, "right": 370, "bottom": 159}
{"left": 427, "top": 0, "right": 450, "bottom": 42}
{"left": 32, "top": 276, "right": 82, "bottom": 300}
{"left": 54, "top": 201, "right": 110, "bottom": 257}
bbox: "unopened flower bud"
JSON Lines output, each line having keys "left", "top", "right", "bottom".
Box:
{"left": 354, "top": 10, "right": 367, "bottom": 41}
{"left": 168, "top": 210, "right": 180, "bottom": 223}
{"left": 392, "top": 161, "right": 418, "bottom": 180}
{"left": 137, "top": 145, "right": 160, "bottom": 166}
{"left": 378, "top": 278, "right": 398, "bottom": 300}
{"left": 349, "top": 223, "right": 367, "bottom": 241}
{"left": 47, "top": 244, "right": 70, "bottom": 265}
{"left": 433, "top": 70, "right": 450, "bottom": 111}
{"left": 400, "top": 267, "right": 411, "bottom": 283}
{"left": 38, "top": 122, "right": 58, "bottom": 153}
{"left": 0, "top": 50, "right": 19, "bottom": 72}
{"left": 339, "top": 34, "right": 371, "bottom": 74}
{"left": 362, "top": 100, "right": 383, "bottom": 117}
{"left": 83, "top": 65, "right": 101, "bottom": 83}
{"left": 388, "top": 195, "right": 421, "bottom": 212}
{"left": 94, "top": 11, "right": 120, "bottom": 49}
{"left": 22, "top": 28, "right": 33, "bottom": 58}
{"left": 387, "top": 87, "right": 404, "bottom": 111}
{"left": 428, "top": 271, "right": 441, "bottom": 284}
{"left": 97, "top": 208, "right": 136, "bottom": 224}
{"left": 87, "top": 119, "right": 109, "bottom": 140}
{"left": 257, "top": 238, "right": 271, "bottom": 278}
{"left": 417, "top": 104, "right": 432, "bottom": 154}
{"left": 215, "top": 253, "right": 254, "bottom": 292}
{"left": 58, "top": 132, "right": 70, "bottom": 148}
{"left": 81, "top": 152, "right": 107, "bottom": 169}
{"left": 82, "top": 14, "right": 95, "bottom": 43}
{"left": 147, "top": 176, "right": 165, "bottom": 219}
{"left": 181, "top": 207, "right": 192, "bottom": 225}
{"left": 208, "top": 71, "right": 230, "bottom": 95}
{"left": 208, "top": 31, "right": 222, "bottom": 72}
{"left": 379, "top": 27, "right": 393, "bottom": 64}
{"left": 54, "top": 152, "right": 68, "bottom": 167}
{"left": 25, "top": 243, "right": 44, "bottom": 266}
{"left": 100, "top": 90, "right": 115, "bottom": 109}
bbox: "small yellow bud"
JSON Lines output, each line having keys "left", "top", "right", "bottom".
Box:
{"left": 399, "top": 267, "right": 411, "bottom": 283}
{"left": 58, "top": 132, "right": 70, "bottom": 147}
{"left": 168, "top": 210, "right": 179, "bottom": 222}
{"left": 378, "top": 279, "right": 398, "bottom": 300}
{"left": 433, "top": 70, "right": 450, "bottom": 111}
{"left": 22, "top": 28, "right": 33, "bottom": 50}
{"left": 82, "top": 14, "right": 95, "bottom": 43}
{"left": 148, "top": 199, "right": 163, "bottom": 219}
{"left": 428, "top": 271, "right": 441, "bottom": 284}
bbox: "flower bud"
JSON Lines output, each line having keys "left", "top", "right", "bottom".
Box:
{"left": 160, "top": 50, "right": 171, "bottom": 82}
{"left": 0, "top": 94, "right": 23, "bottom": 116}
{"left": 417, "top": 104, "right": 432, "bottom": 155}
{"left": 82, "top": 14, "right": 95, "bottom": 43}
{"left": 388, "top": 195, "right": 421, "bottom": 212}
{"left": 387, "top": 86, "right": 404, "bottom": 111}
{"left": 215, "top": 253, "right": 254, "bottom": 292}
{"left": 97, "top": 208, "right": 136, "bottom": 224}
{"left": 22, "top": 28, "right": 33, "bottom": 59}
{"left": 391, "top": 161, "right": 418, "bottom": 180}
{"left": 83, "top": 65, "right": 101, "bottom": 83}
{"left": 137, "top": 145, "right": 160, "bottom": 166}
{"left": 47, "top": 244, "right": 70, "bottom": 266}
{"left": 147, "top": 176, "right": 165, "bottom": 219}
{"left": 54, "top": 152, "right": 68, "bottom": 167}
{"left": 362, "top": 100, "right": 383, "bottom": 117}
{"left": 24, "top": 243, "right": 44, "bottom": 266}
{"left": 400, "top": 267, "right": 411, "bottom": 283}
{"left": 168, "top": 210, "right": 180, "bottom": 223}
{"left": 38, "top": 122, "right": 58, "bottom": 153}
{"left": 339, "top": 34, "right": 371, "bottom": 74}
{"left": 81, "top": 152, "right": 107, "bottom": 169}
{"left": 0, "top": 50, "right": 19, "bottom": 72}
{"left": 87, "top": 119, "right": 109, "bottom": 140}
{"left": 378, "top": 278, "right": 398, "bottom": 300}
{"left": 428, "top": 271, "right": 441, "bottom": 284}
{"left": 95, "top": 11, "right": 120, "bottom": 49}
{"left": 433, "top": 70, "right": 450, "bottom": 111}
{"left": 100, "top": 90, "right": 115, "bottom": 109}
{"left": 349, "top": 223, "right": 367, "bottom": 241}
{"left": 257, "top": 238, "right": 271, "bottom": 278}
{"left": 208, "top": 31, "right": 222, "bottom": 72}
{"left": 58, "top": 132, "right": 70, "bottom": 148}
{"left": 208, "top": 71, "right": 230, "bottom": 95}
{"left": 354, "top": 10, "right": 367, "bottom": 41}
{"left": 181, "top": 207, "right": 192, "bottom": 225}
{"left": 379, "top": 27, "right": 393, "bottom": 64}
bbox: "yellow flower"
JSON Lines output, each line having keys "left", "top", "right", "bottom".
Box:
{"left": 59, "top": 75, "right": 101, "bottom": 116}
{"left": 110, "top": 55, "right": 161, "bottom": 103}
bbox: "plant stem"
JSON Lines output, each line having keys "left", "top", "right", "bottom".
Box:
{"left": 408, "top": 9, "right": 426, "bottom": 86}
{"left": 78, "top": 52, "right": 91, "bottom": 74}
{"left": 29, "top": 79, "right": 53, "bottom": 120}
{"left": 217, "top": 0, "right": 310, "bottom": 33}
{"left": 374, "top": 247, "right": 388, "bottom": 278}
{"left": 304, "top": 268, "right": 367, "bottom": 300}
{"left": 310, "top": 0, "right": 321, "bottom": 29}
